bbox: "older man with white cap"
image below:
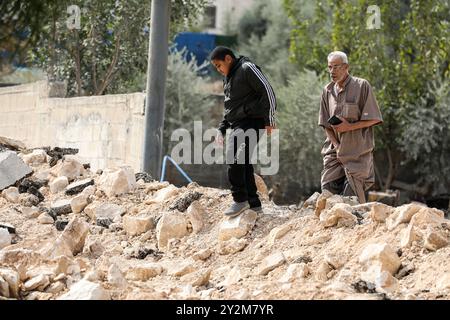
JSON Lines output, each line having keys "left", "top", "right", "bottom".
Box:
{"left": 318, "top": 51, "right": 383, "bottom": 203}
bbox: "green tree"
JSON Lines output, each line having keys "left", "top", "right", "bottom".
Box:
{"left": 284, "top": 0, "right": 450, "bottom": 197}
{"left": 238, "top": 0, "right": 294, "bottom": 85}
{"left": 2, "top": 0, "right": 207, "bottom": 95}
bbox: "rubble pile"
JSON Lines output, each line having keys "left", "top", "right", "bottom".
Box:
{"left": 0, "top": 141, "right": 449, "bottom": 300}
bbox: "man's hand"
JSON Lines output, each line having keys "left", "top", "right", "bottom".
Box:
{"left": 215, "top": 131, "right": 224, "bottom": 146}
{"left": 333, "top": 117, "right": 381, "bottom": 133}
{"left": 265, "top": 125, "right": 275, "bottom": 135}
{"left": 332, "top": 116, "right": 352, "bottom": 133}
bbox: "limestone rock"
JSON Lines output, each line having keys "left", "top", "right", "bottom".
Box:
{"left": 181, "top": 268, "right": 211, "bottom": 287}
{"left": 325, "top": 254, "right": 345, "bottom": 269}
{"left": 220, "top": 266, "right": 242, "bottom": 287}
{"left": 19, "top": 193, "right": 39, "bottom": 207}
{"left": 0, "top": 268, "right": 20, "bottom": 298}
{"left": 23, "top": 206, "right": 40, "bottom": 219}
{"left": 49, "top": 176, "right": 69, "bottom": 193}
{"left": 84, "top": 239, "right": 105, "bottom": 258}
{"left": 423, "top": 228, "right": 448, "bottom": 251}
{"left": 369, "top": 203, "right": 392, "bottom": 223}
{"left": 156, "top": 212, "right": 189, "bottom": 249}
{"left": 409, "top": 207, "right": 446, "bottom": 228}
{"left": 1, "top": 187, "right": 19, "bottom": 203}
{"left": 192, "top": 248, "right": 212, "bottom": 261}
{"left": 268, "top": 224, "right": 292, "bottom": 245}
{"left": 123, "top": 214, "right": 155, "bottom": 237}
{"left": 84, "top": 202, "right": 125, "bottom": 226}
{"left": 278, "top": 263, "right": 309, "bottom": 283}
{"left": 386, "top": 203, "right": 424, "bottom": 230}
{"left": 361, "top": 265, "right": 399, "bottom": 293}
{"left": 126, "top": 264, "right": 163, "bottom": 281}
{"left": 436, "top": 274, "right": 450, "bottom": 290}
{"left": 145, "top": 184, "right": 179, "bottom": 204}
{"left": 58, "top": 279, "right": 110, "bottom": 300}
{"left": 45, "top": 281, "right": 66, "bottom": 294}
{"left": 0, "top": 136, "right": 26, "bottom": 151}
{"left": 218, "top": 238, "right": 248, "bottom": 255}
{"left": 107, "top": 264, "right": 127, "bottom": 288}
{"left": 400, "top": 224, "right": 418, "bottom": 248}
{"left": 53, "top": 256, "right": 79, "bottom": 275}
{"left": 315, "top": 261, "right": 332, "bottom": 281}
{"left": 98, "top": 167, "right": 136, "bottom": 197}
{"left": 303, "top": 192, "right": 320, "bottom": 208}
{"left": 218, "top": 210, "right": 257, "bottom": 242}
{"left": 0, "top": 228, "right": 12, "bottom": 249}
{"left": 186, "top": 201, "right": 205, "bottom": 234}
{"left": 0, "top": 249, "right": 44, "bottom": 281}
{"left": 168, "top": 261, "right": 196, "bottom": 277}
{"left": 70, "top": 193, "right": 90, "bottom": 214}
{"left": 319, "top": 203, "right": 357, "bottom": 228}
{"left": 258, "top": 252, "right": 286, "bottom": 276}
{"left": 325, "top": 194, "right": 345, "bottom": 210}
{"left": 0, "top": 151, "right": 33, "bottom": 191}
{"left": 38, "top": 213, "right": 54, "bottom": 224}
{"left": 359, "top": 243, "right": 401, "bottom": 275}
{"left": 23, "top": 274, "right": 50, "bottom": 292}
{"left": 43, "top": 217, "right": 90, "bottom": 258}
{"left": 22, "top": 149, "right": 48, "bottom": 166}
{"left": 55, "top": 155, "right": 85, "bottom": 181}
{"left": 314, "top": 189, "right": 333, "bottom": 217}
{"left": 254, "top": 174, "right": 269, "bottom": 200}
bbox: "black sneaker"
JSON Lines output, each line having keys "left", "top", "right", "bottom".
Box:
{"left": 224, "top": 201, "right": 250, "bottom": 217}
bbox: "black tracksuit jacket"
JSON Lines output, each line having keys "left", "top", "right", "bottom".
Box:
{"left": 218, "top": 56, "right": 276, "bottom": 135}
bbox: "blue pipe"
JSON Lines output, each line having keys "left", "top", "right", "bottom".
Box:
{"left": 160, "top": 155, "right": 193, "bottom": 184}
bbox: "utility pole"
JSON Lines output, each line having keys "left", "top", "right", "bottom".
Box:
{"left": 142, "top": 0, "right": 170, "bottom": 179}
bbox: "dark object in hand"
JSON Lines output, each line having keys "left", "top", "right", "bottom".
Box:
{"left": 328, "top": 115, "right": 343, "bottom": 125}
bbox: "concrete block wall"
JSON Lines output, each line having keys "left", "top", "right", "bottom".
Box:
{"left": 0, "top": 81, "right": 146, "bottom": 172}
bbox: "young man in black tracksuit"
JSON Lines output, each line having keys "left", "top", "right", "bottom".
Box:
{"left": 210, "top": 46, "right": 276, "bottom": 217}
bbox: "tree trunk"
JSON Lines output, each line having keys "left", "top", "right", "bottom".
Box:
{"left": 95, "top": 35, "right": 121, "bottom": 95}
{"left": 384, "top": 147, "right": 397, "bottom": 190}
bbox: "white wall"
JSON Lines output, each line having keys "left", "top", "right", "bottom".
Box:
{"left": 0, "top": 81, "right": 146, "bottom": 172}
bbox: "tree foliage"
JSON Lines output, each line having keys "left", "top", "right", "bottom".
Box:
{"left": 2, "top": 0, "right": 207, "bottom": 95}
{"left": 284, "top": 0, "right": 450, "bottom": 196}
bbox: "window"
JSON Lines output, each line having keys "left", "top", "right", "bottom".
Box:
{"left": 204, "top": 5, "right": 216, "bottom": 29}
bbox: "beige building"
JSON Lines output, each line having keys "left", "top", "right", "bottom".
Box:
{"left": 202, "top": 0, "right": 255, "bottom": 34}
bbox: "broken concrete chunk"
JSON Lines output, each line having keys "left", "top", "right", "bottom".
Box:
{"left": 65, "top": 178, "right": 95, "bottom": 196}
{"left": 0, "top": 151, "right": 33, "bottom": 191}
{"left": 51, "top": 199, "right": 72, "bottom": 215}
